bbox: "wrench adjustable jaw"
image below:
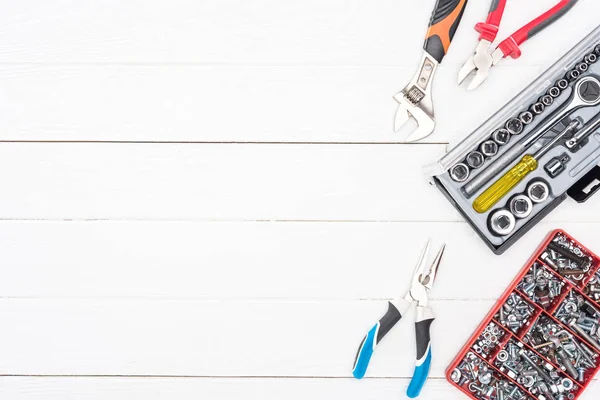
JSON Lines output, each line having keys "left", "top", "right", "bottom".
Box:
{"left": 394, "top": 53, "right": 438, "bottom": 143}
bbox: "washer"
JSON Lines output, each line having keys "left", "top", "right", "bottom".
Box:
{"left": 509, "top": 195, "right": 533, "bottom": 219}
{"left": 527, "top": 181, "right": 550, "bottom": 203}
{"left": 489, "top": 209, "right": 516, "bottom": 236}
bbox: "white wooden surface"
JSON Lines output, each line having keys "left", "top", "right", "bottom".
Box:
{"left": 0, "top": 1, "right": 599, "bottom": 399}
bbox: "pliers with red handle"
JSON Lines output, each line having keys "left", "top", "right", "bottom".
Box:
{"left": 458, "top": 0, "right": 579, "bottom": 90}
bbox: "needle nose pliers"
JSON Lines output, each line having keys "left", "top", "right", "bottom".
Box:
{"left": 458, "top": 0, "right": 578, "bottom": 90}
{"left": 351, "top": 239, "right": 446, "bottom": 398}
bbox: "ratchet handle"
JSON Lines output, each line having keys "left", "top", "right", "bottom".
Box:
{"left": 352, "top": 300, "right": 409, "bottom": 379}
{"left": 407, "top": 306, "right": 435, "bottom": 399}
{"left": 475, "top": 0, "right": 507, "bottom": 42}
{"left": 424, "top": 0, "right": 468, "bottom": 63}
{"left": 498, "top": 0, "right": 578, "bottom": 59}
{"left": 473, "top": 155, "right": 538, "bottom": 213}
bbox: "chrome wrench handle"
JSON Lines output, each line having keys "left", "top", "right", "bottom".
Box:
{"left": 462, "top": 76, "right": 600, "bottom": 198}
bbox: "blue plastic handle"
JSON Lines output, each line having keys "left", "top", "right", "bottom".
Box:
{"left": 407, "top": 345, "right": 432, "bottom": 398}
{"left": 352, "top": 323, "right": 378, "bottom": 379}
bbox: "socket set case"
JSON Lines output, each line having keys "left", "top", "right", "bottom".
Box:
{"left": 446, "top": 230, "right": 600, "bottom": 400}
{"left": 429, "top": 25, "right": 600, "bottom": 254}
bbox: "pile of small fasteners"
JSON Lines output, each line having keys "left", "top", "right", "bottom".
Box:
{"left": 519, "top": 262, "right": 565, "bottom": 309}
{"left": 451, "top": 352, "right": 526, "bottom": 400}
{"left": 584, "top": 270, "right": 600, "bottom": 302}
{"left": 540, "top": 233, "right": 594, "bottom": 285}
{"left": 495, "top": 292, "right": 535, "bottom": 333}
{"left": 473, "top": 322, "right": 505, "bottom": 359}
{"left": 495, "top": 339, "right": 578, "bottom": 399}
{"left": 555, "top": 291, "right": 600, "bottom": 352}
{"left": 525, "top": 314, "right": 598, "bottom": 383}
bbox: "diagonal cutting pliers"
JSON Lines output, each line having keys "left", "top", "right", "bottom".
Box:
{"left": 458, "top": 0, "right": 579, "bottom": 90}
{"left": 351, "top": 239, "right": 446, "bottom": 398}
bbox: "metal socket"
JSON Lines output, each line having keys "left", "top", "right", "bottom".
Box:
{"left": 584, "top": 53, "right": 597, "bottom": 64}
{"left": 519, "top": 111, "right": 534, "bottom": 125}
{"left": 509, "top": 195, "right": 533, "bottom": 219}
{"left": 466, "top": 151, "right": 485, "bottom": 169}
{"left": 493, "top": 128, "right": 511, "bottom": 145}
{"left": 527, "top": 181, "right": 550, "bottom": 204}
{"left": 530, "top": 102, "right": 545, "bottom": 115}
{"left": 595, "top": 45, "right": 600, "bottom": 56}
{"left": 489, "top": 209, "right": 516, "bottom": 236}
{"left": 450, "top": 163, "right": 470, "bottom": 182}
{"left": 540, "top": 94, "right": 554, "bottom": 107}
{"left": 481, "top": 140, "right": 499, "bottom": 157}
{"left": 547, "top": 86, "right": 561, "bottom": 98}
{"left": 556, "top": 79, "right": 569, "bottom": 90}
{"left": 577, "top": 62, "right": 589, "bottom": 73}
{"left": 567, "top": 69, "right": 581, "bottom": 82}
{"left": 506, "top": 118, "right": 524, "bottom": 135}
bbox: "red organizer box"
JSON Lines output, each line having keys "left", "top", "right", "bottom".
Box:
{"left": 446, "top": 230, "right": 600, "bottom": 400}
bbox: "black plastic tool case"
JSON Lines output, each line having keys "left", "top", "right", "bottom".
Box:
{"left": 429, "top": 25, "right": 600, "bottom": 254}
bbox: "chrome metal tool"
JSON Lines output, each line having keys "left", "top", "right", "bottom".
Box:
{"left": 463, "top": 76, "right": 600, "bottom": 197}
{"left": 394, "top": 0, "right": 468, "bottom": 142}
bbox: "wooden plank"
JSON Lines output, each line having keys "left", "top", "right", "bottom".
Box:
{"left": 0, "top": 0, "right": 593, "bottom": 66}
{"left": 0, "top": 298, "right": 490, "bottom": 377}
{"left": 2, "top": 220, "right": 599, "bottom": 300}
{"left": 0, "top": 65, "right": 541, "bottom": 143}
{"left": 0, "top": 143, "right": 598, "bottom": 222}
{"left": 6, "top": 376, "right": 598, "bottom": 400}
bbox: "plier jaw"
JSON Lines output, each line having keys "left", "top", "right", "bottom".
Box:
{"left": 407, "top": 239, "right": 446, "bottom": 308}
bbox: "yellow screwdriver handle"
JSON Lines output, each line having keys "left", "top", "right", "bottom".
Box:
{"left": 473, "top": 155, "right": 538, "bottom": 213}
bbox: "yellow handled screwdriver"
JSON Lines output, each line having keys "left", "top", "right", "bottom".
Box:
{"left": 473, "top": 120, "right": 581, "bottom": 213}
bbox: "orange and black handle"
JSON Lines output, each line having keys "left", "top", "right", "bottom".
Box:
{"left": 424, "top": 0, "right": 468, "bottom": 63}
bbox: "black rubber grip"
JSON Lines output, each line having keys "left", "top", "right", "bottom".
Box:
{"left": 415, "top": 318, "right": 434, "bottom": 359}
{"left": 376, "top": 302, "right": 402, "bottom": 342}
{"left": 424, "top": 0, "right": 468, "bottom": 63}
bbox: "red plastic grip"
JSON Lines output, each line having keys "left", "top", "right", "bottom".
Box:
{"left": 476, "top": 0, "right": 507, "bottom": 41}
{"left": 508, "top": 0, "right": 577, "bottom": 48}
